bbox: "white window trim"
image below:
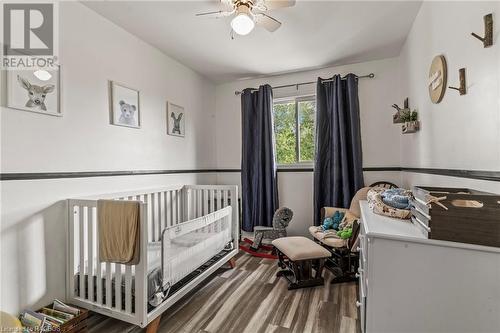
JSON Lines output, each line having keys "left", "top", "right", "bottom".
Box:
{"left": 277, "top": 162, "right": 314, "bottom": 169}
{"left": 273, "top": 94, "right": 316, "bottom": 167}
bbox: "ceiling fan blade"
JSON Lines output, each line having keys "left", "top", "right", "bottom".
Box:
{"left": 195, "top": 10, "right": 234, "bottom": 18}
{"left": 255, "top": 13, "right": 282, "bottom": 32}
{"left": 220, "top": 0, "right": 235, "bottom": 12}
{"left": 255, "top": 0, "right": 296, "bottom": 11}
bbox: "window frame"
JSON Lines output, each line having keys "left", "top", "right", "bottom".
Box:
{"left": 273, "top": 94, "right": 316, "bottom": 168}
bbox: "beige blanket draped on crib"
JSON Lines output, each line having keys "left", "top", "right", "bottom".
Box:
{"left": 98, "top": 200, "right": 140, "bottom": 265}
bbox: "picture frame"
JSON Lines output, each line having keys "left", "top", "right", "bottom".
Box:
{"left": 167, "top": 101, "right": 185, "bottom": 137}
{"left": 109, "top": 81, "right": 140, "bottom": 128}
{"left": 5, "top": 68, "right": 61, "bottom": 116}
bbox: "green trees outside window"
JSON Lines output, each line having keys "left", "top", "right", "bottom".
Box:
{"left": 273, "top": 97, "right": 316, "bottom": 165}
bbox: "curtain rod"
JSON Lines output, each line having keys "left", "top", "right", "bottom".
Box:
{"left": 234, "top": 73, "right": 375, "bottom": 96}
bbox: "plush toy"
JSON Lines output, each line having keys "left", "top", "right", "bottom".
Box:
{"left": 337, "top": 228, "right": 353, "bottom": 239}
{"left": 380, "top": 188, "right": 412, "bottom": 210}
{"left": 322, "top": 217, "right": 334, "bottom": 231}
{"left": 332, "top": 211, "right": 345, "bottom": 230}
{"left": 322, "top": 211, "right": 346, "bottom": 231}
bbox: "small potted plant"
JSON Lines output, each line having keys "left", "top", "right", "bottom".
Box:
{"left": 401, "top": 110, "right": 420, "bottom": 134}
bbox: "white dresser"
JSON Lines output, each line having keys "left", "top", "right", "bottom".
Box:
{"left": 358, "top": 201, "right": 500, "bottom": 333}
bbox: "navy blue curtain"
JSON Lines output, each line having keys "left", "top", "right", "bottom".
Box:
{"left": 313, "top": 74, "right": 364, "bottom": 225}
{"left": 241, "top": 84, "right": 278, "bottom": 232}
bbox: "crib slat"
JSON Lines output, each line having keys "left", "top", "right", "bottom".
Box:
{"left": 146, "top": 194, "right": 153, "bottom": 242}
{"left": 105, "top": 263, "right": 112, "bottom": 308}
{"left": 87, "top": 207, "right": 94, "bottom": 302}
{"left": 166, "top": 191, "right": 172, "bottom": 227}
{"left": 96, "top": 227, "right": 102, "bottom": 304}
{"left": 79, "top": 206, "right": 85, "bottom": 299}
{"left": 203, "top": 190, "right": 209, "bottom": 215}
{"left": 197, "top": 190, "right": 202, "bottom": 218}
{"left": 115, "top": 264, "right": 122, "bottom": 310}
{"left": 223, "top": 190, "right": 228, "bottom": 209}
{"left": 209, "top": 189, "right": 214, "bottom": 213}
{"left": 217, "top": 190, "right": 221, "bottom": 210}
{"left": 160, "top": 192, "right": 165, "bottom": 234}
{"left": 156, "top": 192, "right": 161, "bottom": 241}
{"left": 175, "top": 191, "right": 181, "bottom": 224}
{"left": 154, "top": 193, "right": 159, "bottom": 241}
{"left": 125, "top": 265, "right": 132, "bottom": 313}
{"left": 187, "top": 189, "right": 192, "bottom": 220}
{"left": 151, "top": 193, "right": 156, "bottom": 241}
{"left": 68, "top": 206, "right": 76, "bottom": 300}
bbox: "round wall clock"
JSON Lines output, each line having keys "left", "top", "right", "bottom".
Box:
{"left": 428, "top": 55, "right": 447, "bottom": 104}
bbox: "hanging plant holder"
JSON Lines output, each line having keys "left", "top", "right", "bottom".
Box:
{"left": 402, "top": 120, "right": 420, "bottom": 134}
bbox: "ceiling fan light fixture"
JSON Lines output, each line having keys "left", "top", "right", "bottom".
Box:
{"left": 230, "top": 5, "right": 255, "bottom": 35}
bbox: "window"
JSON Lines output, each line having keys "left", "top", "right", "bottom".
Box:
{"left": 273, "top": 96, "right": 316, "bottom": 165}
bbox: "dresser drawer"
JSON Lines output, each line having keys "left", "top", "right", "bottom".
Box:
{"left": 357, "top": 264, "right": 368, "bottom": 290}
{"left": 357, "top": 269, "right": 367, "bottom": 333}
{"left": 359, "top": 222, "right": 368, "bottom": 261}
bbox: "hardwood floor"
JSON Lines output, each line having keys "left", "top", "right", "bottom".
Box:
{"left": 87, "top": 252, "right": 360, "bottom": 333}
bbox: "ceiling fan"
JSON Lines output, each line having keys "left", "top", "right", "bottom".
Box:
{"left": 196, "top": 0, "right": 296, "bottom": 36}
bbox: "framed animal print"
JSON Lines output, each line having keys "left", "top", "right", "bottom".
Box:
{"left": 109, "top": 81, "right": 140, "bottom": 128}
{"left": 6, "top": 68, "right": 61, "bottom": 116}
{"left": 167, "top": 102, "right": 185, "bottom": 137}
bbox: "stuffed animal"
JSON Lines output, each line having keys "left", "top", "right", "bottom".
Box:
{"left": 322, "top": 211, "right": 345, "bottom": 231}
{"left": 118, "top": 100, "right": 137, "bottom": 126}
{"left": 337, "top": 228, "right": 353, "bottom": 239}
{"left": 380, "top": 188, "right": 412, "bottom": 210}
{"left": 321, "top": 217, "right": 334, "bottom": 231}
{"left": 332, "top": 211, "right": 345, "bottom": 230}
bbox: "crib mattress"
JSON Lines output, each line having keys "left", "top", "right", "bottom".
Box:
{"left": 76, "top": 231, "right": 224, "bottom": 301}
{"left": 79, "top": 231, "right": 219, "bottom": 277}
{"left": 75, "top": 247, "right": 232, "bottom": 311}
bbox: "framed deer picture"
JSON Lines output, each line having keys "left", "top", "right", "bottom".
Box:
{"left": 167, "top": 102, "right": 185, "bottom": 137}
{"left": 6, "top": 68, "right": 61, "bottom": 116}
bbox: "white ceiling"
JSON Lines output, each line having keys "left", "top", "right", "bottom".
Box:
{"left": 83, "top": 1, "right": 422, "bottom": 83}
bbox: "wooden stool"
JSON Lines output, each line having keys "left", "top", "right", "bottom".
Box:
{"left": 272, "top": 236, "right": 331, "bottom": 290}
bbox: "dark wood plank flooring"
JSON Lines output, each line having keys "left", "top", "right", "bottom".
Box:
{"left": 87, "top": 252, "right": 360, "bottom": 333}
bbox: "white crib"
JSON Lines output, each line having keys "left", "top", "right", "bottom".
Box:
{"left": 66, "top": 185, "right": 239, "bottom": 328}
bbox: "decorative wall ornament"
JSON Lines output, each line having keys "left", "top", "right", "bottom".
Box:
{"left": 428, "top": 55, "right": 448, "bottom": 104}
{"left": 167, "top": 102, "right": 185, "bottom": 137}
{"left": 109, "top": 81, "right": 141, "bottom": 128}
{"left": 391, "top": 98, "right": 411, "bottom": 123}
{"left": 448, "top": 68, "right": 467, "bottom": 96}
{"left": 400, "top": 109, "right": 420, "bottom": 134}
{"left": 392, "top": 98, "right": 419, "bottom": 134}
{"left": 5, "top": 68, "right": 61, "bottom": 116}
{"left": 402, "top": 120, "right": 420, "bottom": 134}
{"left": 471, "top": 13, "right": 493, "bottom": 48}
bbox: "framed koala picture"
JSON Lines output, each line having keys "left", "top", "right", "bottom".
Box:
{"left": 6, "top": 68, "right": 61, "bottom": 116}
{"left": 109, "top": 81, "right": 140, "bottom": 128}
{"left": 167, "top": 102, "right": 185, "bottom": 137}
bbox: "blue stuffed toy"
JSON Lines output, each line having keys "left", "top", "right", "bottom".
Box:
{"left": 332, "top": 211, "right": 345, "bottom": 230}
{"left": 322, "top": 217, "right": 334, "bottom": 231}
{"left": 322, "top": 211, "right": 345, "bottom": 231}
{"left": 381, "top": 188, "right": 412, "bottom": 210}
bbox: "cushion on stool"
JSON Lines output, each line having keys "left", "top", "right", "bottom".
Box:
{"left": 272, "top": 236, "right": 331, "bottom": 261}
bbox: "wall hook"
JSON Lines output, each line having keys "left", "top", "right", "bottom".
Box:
{"left": 471, "top": 13, "right": 493, "bottom": 48}
{"left": 448, "top": 68, "right": 467, "bottom": 96}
